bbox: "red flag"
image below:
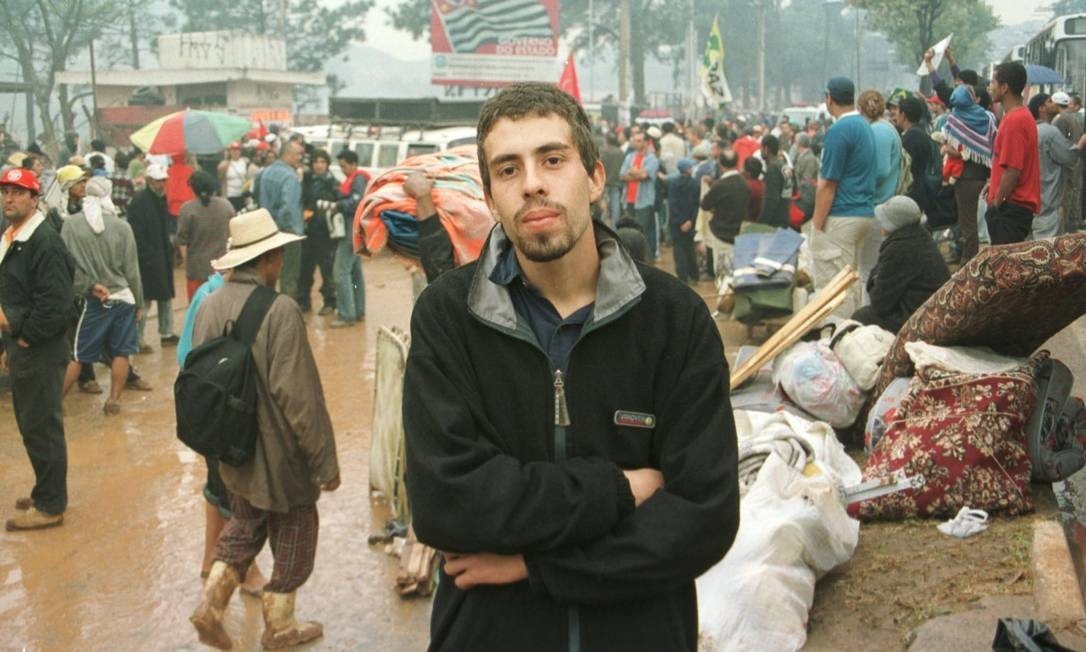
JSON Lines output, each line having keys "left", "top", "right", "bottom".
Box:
{"left": 557, "top": 52, "right": 581, "bottom": 104}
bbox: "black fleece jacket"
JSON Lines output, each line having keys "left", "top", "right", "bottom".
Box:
{"left": 0, "top": 215, "right": 76, "bottom": 350}
{"left": 404, "top": 224, "right": 739, "bottom": 652}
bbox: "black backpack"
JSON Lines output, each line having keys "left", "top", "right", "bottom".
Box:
{"left": 175, "top": 285, "right": 277, "bottom": 467}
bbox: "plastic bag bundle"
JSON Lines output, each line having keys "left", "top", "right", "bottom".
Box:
{"left": 697, "top": 454, "right": 859, "bottom": 652}
{"left": 772, "top": 342, "right": 866, "bottom": 428}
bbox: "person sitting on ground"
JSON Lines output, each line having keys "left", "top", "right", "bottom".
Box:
{"left": 852, "top": 196, "right": 950, "bottom": 334}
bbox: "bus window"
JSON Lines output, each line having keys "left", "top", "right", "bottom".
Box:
{"left": 406, "top": 143, "right": 438, "bottom": 158}
{"left": 353, "top": 142, "right": 375, "bottom": 166}
{"left": 448, "top": 137, "right": 477, "bottom": 149}
{"left": 378, "top": 143, "right": 400, "bottom": 168}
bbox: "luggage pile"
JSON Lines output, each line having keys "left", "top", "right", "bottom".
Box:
{"left": 701, "top": 234, "right": 1086, "bottom": 650}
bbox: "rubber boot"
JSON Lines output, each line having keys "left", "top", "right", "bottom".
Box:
{"left": 260, "top": 591, "right": 323, "bottom": 649}
{"left": 189, "top": 560, "right": 240, "bottom": 650}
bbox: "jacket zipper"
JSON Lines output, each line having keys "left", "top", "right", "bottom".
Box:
{"left": 552, "top": 367, "right": 578, "bottom": 652}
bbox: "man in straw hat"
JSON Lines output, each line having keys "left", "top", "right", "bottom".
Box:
{"left": 0, "top": 167, "right": 77, "bottom": 531}
{"left": 189, "top": 208, "right": 339, "bottom": 650}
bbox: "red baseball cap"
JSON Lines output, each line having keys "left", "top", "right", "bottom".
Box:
{"left": 0, "top": 167, "right": 41, "bottom": 194}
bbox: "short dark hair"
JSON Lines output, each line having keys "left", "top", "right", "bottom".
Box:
{"left": 88, "top": 154, "right": 106, "bottom": 170}
{"left": 743, "top": 156, "right": 763, "bottom": 178}
{"left": 900, "top": 96, "right": 924, "bottom": 124}
{"left": 312, "top": 149, "right": 331, "bottom": 165}
{"left": 476, "top": 82, "right": 598, "bottom": 194}
{"left": 958, "top": 69, "right": 979, "bottom": 86}
{"left": 21, "top": 155, "right": 36, "bottom": 171}
{"left": 90, "top": 139, "right": 106, "bottom": 152}
{"left": 718, "top": 149, "right": 739, "bottom": 170}
{"left": 337, "top": 149, "right": 358, "bottom": 165}
{"left": 662, "top": 121, "right": 675, "bottom": 134}
{"left": 994, "top": 61, "right": 1027, "bottom": 96}
{"left": 761, "top": 134, "right": 780, "bottom": 156}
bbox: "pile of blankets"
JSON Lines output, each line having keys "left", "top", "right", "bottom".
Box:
{"left": 353, "top": 146, "right": 494, "bottom": 266}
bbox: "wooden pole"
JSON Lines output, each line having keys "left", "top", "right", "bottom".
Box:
{"left": 730, "top": 266, "right": 859, "bottom": 389}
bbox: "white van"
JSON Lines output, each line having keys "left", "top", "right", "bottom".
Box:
{"left": 292, "top": 125, "right": 477, "bottom": 180}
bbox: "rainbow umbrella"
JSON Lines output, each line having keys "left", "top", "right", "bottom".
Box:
{"left": 130, "top": 109, "right": 253, "bottom": 155}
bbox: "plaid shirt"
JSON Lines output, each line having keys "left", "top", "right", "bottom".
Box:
{"left": 110, "top": 175, "right": 134, "bottom": 216}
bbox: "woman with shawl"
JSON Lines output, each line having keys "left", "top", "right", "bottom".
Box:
{"left": 942, "top": 84, "right": 997, "bottom": 262}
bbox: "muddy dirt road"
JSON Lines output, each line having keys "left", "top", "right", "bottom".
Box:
{"left": 1, "top": 255, "right": 433, "bottom": 651}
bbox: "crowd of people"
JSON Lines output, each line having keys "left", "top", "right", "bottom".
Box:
{"left": 590, "top": 56, "right": 1085, "bottom": 334}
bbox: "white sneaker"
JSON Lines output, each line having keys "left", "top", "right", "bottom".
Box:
{"left": 937, "top": 507, "right": 989, "bottom": 539}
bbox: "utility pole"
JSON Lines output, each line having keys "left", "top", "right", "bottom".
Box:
{"left": 855, "top": 8, "right": 861, "bottom": 88}
{"left": 589, "top": 0, "right": 594, "bottom": 103}
{"left": 687, "top": 0, "right": 696, "bottom": 118}
{"left": 278, "top": 0, "right": 288, "bottom": 42}
{"left": 89, "top": 39, "right": 99, "bottom": 140}
{"left": 757, "top": 0, "right": 766, "bottom": 112}
{"left": 128, "top": 1, "right": 140, "bottom": 69}
{"left": 619, "top": 0, "right": 630, "bottom": 113}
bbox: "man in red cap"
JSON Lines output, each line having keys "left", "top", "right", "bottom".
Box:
{"left": 0, "top": 167, "right": 76, "bottom": 530}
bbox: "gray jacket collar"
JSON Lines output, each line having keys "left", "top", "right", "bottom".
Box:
{"left": 467, "top": 221, "right": 646, "bottom": 334}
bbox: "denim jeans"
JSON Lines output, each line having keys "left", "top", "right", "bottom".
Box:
{"left": 629, "top": 205, "right": 657, "bottom": 258}
{"left": 606, "top": 185, "right": 624, "bottom": 226}
{"left": 138, "top": 298, "right": 173, "bottom": 342}
{"left": 333, "top": 236, "right": 365, "bottom": 321}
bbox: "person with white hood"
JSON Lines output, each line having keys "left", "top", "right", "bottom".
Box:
{"left": 59, "top": 176, "right": 144, "bottom": 415}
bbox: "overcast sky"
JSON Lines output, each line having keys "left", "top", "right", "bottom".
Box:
{"left": 363, "top": 0, "right": 1060, "bottom": 61}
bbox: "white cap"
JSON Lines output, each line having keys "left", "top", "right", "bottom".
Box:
{"left": 146, "top": 163, "right": 168, "bottom": 180}
{"left": 1051, "top": 91, "right": 1072, "bottom": 107}
{"left": 646, "top": 126, "right": 662, "bottom": 139}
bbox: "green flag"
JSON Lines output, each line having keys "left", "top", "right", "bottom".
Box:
{"left": 700, "top": 15, "right": 732, "bottom": 105}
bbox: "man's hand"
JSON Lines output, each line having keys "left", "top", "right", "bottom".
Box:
{"left": 923, "top": 49, "right": 934, "bottom": 63}
{"left": 945, "top": 46, "right": 956, "bottom": 66}
{"left": 0, "top": 306, "right": 8, "bottom": 333}
{"left": 623, "top": 468, "right": 664, "bottom": 507}
{"left": 680, "top": 220, "right": 693, "bottom": 233}
{"left": 135, "top": 309, "right": 143, "bottom": 321}
{"left": 1, "top": 350, "right": 7, "bottom": 372}
{"left": 16, "top": 338, "right": 28, "bottom": 349}
{"left": 403, "top": 172, "right": 434, "bottom": 200}
{"left": 92, "top": 284, "right": 110, "bottom": 301}
{"left": 443, "top": 553, "right": 527, "bottom": 590}
{"left": 322, "top": 474, "right": 341, "bottom": 492}
{"left": 403, "top": 172, "right": 436, "bottom": 221}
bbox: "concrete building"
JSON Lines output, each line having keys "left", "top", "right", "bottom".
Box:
{"left": 56, "top": 31, "right": 326, "bottom": 147}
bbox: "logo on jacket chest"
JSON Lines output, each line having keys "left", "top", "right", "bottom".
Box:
{"left": 613, "top": 410, "right": 655, "bottom": 429}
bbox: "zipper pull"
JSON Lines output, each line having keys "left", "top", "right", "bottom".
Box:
{"left": 553, "top": 369, "right": 571, "bottom": 427}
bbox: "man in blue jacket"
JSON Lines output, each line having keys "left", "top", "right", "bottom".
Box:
{"left": 404, "top": 82, "right": 739, "bottom": 652}
{"left": 258, "top": 141, "right": 304, "bottom": 299}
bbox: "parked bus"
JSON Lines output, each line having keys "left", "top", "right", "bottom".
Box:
{"left": 1023, "top": 13, "right": 1086, "bottom": 94}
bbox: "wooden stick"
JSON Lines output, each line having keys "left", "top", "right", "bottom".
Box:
{"left": 730, "top": 281, "right": 851, "bottom": 388}
{"left": 730, "top": 267, "right": 858, "bottom": 389}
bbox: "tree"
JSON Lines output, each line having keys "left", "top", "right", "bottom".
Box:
{"left": 856, "top": 0, "right": 999, "bottom": 73}
{"left": 1052, "top": 0, "right": 1086, "bottom": 16}
{"left": 0, "top": 0, "right": 129, "bottom": 154}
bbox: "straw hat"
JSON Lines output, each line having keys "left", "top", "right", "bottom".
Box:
{"left": 212, "top": 208, "right": 305, "bottom": 271}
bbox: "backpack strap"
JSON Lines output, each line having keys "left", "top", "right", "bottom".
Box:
{"left": 231, "top": 285, "right": 278, "bottom": 346}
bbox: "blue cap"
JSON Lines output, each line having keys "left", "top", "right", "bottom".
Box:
{"left": 826, "top": 76, "right": 855, "bottom": 102}
{"left": 677, "top": 158, "right": 695, "bottom": 174}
